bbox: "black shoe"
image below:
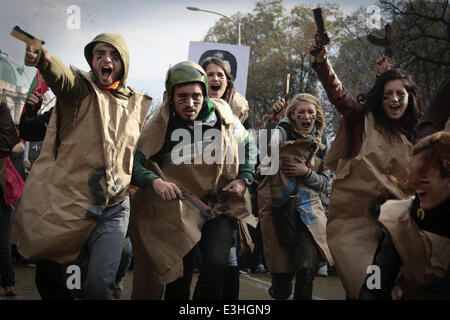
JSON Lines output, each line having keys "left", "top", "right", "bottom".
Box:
{"left": 328, "top": 265, "right": 338, "bottom": 276}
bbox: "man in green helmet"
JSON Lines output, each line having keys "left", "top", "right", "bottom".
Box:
{"left": 12, "top": 33, "right": 151, "bottom": 299}
{"left": 128, "top": 61, "right": 257, "bottom": 300}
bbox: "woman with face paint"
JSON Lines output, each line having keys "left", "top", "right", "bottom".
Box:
{"left": 308, "top": 41, "right": 422, "bottom": 299}
{"left": 360, "top": 131, "right": 450, "bottom": 299}
{"left": 257, "top": 93, "right": 334, "bottom": 300}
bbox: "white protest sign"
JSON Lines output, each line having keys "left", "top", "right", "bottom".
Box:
{"left": 188, "top": 41, "right": 250, "bottom": 96}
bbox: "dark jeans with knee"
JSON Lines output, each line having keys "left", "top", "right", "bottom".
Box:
{"left": 270, "top": 220, "right": 320, "bottom": 300}
{"left": 0, "top": 199, "right": 15, "bottom": 288}
{"left": 164, "top": 214, "right": 234, "bottom": 300}
{"left": 35, "top": 198, "right": 130, "bottom": 300}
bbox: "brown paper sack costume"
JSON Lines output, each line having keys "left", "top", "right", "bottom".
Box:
{"left": 229, "top": 91, "right": 249, "bottom": 124}
{"left": 257, "top": 139, "right": 333, "bottom": 273}
{"left": 128, "top": 96, "right": 257, "bottom": 285}
{"left": 379, "top": 199, "right": 450, "bottom": 299}
{"left": 325, "top": 113, "right": 414, "bottom": 299}
{"left": 11, "top": 68, "right": 151, "bottom": 263}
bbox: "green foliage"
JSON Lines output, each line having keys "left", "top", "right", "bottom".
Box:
{"left": 204, "top": 0, "right": 344, "bottom": 131}
{"left": 379, "top": 0, "right": 450, "bottom": 107}
{"left": 203, "top": 0, "right": 449, "bottom": 135}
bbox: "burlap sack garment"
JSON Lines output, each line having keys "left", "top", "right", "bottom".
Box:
{"left": 128, "top": 97, "right": 257, "bottom": 285}
{"left": 11, "top": 67, "right": 151, "bottom": 263}
{"left": 379, "top": 199, "right": 450, "bottom": 300}
{"left": 325, "top": 113, "right": 414, "bottom": 299}
{"left": 257, "top": 139, "right": 333, "bottom": 273}
{"left": 229, "top": 91, "right": 249, "bottom": 124}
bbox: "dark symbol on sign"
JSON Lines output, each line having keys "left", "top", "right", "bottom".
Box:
{"left": 199, "top": 50, "right": 238, "bottom": 80}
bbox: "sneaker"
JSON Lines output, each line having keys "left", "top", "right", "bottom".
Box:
{"left": 317, "top": 264, "right": 328, "bottom": 277}
{"left": 113, "top": 281, "right": 123, "bottom": 299}
{"left": 239, "top": 268, "right": 251, "bottom": 275}
{"left": 328, "top": 265, "right": 338, "bottom": 276}
{"left": 254, "top": 264, "right": 268, "bottom": 274}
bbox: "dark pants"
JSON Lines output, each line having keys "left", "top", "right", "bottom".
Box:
{"left": 35, "top": 236, "right": 132, "bottom": 300}
{"left": 115, "top": 237, "right": 133, "bottom": 284}
{"left": 164, "top": 214, "right": 234, "bottom": 300}
{"left": 35, "top": 260, "right": 74, "bottom": 300}
{"left": 270, "top": 220, "right": 320, "bottom": 300}
{"left": 34, "top": 196, "right": 131, "bottom": 300}
{"left": 0, "top": 199, "right": 15, "bottom": 288}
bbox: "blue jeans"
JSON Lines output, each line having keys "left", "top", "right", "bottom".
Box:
{"left": 115, "top": 237, "right": 132, "bottom": 283}
{"left": 77, "top": 198, "right": 130, "bottom": 299}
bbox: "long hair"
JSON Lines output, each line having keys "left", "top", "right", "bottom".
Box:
{"left": 285, "top": 93, "right": 325, "bottom": 137}
{"left": 361, "top": 69, "right": 422, "bottom": 142}
{"left": 200, "top": 57, "right": 235, "bottom": 103}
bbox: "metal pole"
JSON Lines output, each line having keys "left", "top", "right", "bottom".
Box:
{"left": 187, "top": 6, "right": 241, "bottom": 46}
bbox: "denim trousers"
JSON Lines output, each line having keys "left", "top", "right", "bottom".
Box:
{"left": 35, "top": 197, "right": 130, "bottom": 300}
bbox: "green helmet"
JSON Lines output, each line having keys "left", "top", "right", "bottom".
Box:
{"left": 165, "top": 61, "right": 208, "bottom": 99}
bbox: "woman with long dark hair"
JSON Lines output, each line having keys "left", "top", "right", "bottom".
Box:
{"left": 308, "top": 41, "right": 422, "bottom": 299}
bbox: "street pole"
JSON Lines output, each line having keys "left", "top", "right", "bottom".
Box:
{"left": 187, "top": 6, "right": 241, "bottom": 46}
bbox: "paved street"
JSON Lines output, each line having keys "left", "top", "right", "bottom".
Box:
{"left": 0, "top": 263, "right": 346, "bottom": 300}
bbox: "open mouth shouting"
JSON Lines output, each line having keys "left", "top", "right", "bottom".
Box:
{"left": 100, "top": 65, "right": 113, "bottom": 84}
{"left": 416, "top": 189, "right": 427, "bottom": 202}
{"left": 388, "top": 103, "right": 401, "bottom": 113}
{"left": 300, "top": 118, "right": 312, "bottom": 131}
{"left": 209, "top": 83, "right": 225, "bottom": 98}
{"left": 295, "top": 114, "right": 316, "bottom": 133}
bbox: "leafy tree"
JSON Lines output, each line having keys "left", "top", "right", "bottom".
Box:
{"left": 204, "top": 0, "right": 345, "bottom": 133}
{"left": 379, "top": 0, "right": 450, "bottom": 107}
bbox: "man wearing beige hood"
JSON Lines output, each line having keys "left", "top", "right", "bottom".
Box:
{"left": 11, "top": 33, "right": 151, "bottom": 299}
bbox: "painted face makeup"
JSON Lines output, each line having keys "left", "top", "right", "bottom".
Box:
{"left": 172, "top": 83, "right": 204, "bottom": 124}
{"left": 382, "top": 79, "right": 409, "bottom": 120}
{"left": 291, "top": 101, "right": 317, "bottom": 134}
{"left": 91, "top": 44, "right": 123, "bottom": 87}
{"left": 205, "top": 63, "right": 227, "bottom": 99}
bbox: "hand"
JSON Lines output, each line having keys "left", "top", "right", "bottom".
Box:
{"left": 222, "top": 179, "right": 247, "bottom": 199}
{"left": 25, "top": 91, "right": 43, "bottom": 118}
{"left": 272, "top": 98, "right": 288, "bottom": 118}
{"left": 308, "top": 39, "right": 328, "bottom": 63}
{"left": 23, "top": 159, "right": 32, "bottom": 170}
{"left": 25, "top": 45, "right": 39, "bottom": 66}
{"left": 281, "top": 157, "right": 310, "bottom": 177}
{"left": 152, "top": 178, "right": 182, "bottom": 201}
{"left": 12, "top": 143, "right": 25, "bottom": 154}
{"left": 375, "top": 54, "right": 392, "bottom": 75}
{"left": 24, "top": 44, "right": 51, "bottom": 67}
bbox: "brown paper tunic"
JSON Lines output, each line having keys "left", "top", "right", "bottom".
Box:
{"left": 326, "top": 113, "right": 414, "bottom": 299}
{"left": 379, "top": 199, "right": 450, "bottom": 300}
{"left": 229, "top": 91, "right": 249, "bottom": 123}
{"left": 11, "top": 67, "right": 151, "bottom": 263}
{"left": 128, "top": 98, "right": 257, "bottom": 284}
{"left": 257, "top": 139, "right": 333, "bottom": 273}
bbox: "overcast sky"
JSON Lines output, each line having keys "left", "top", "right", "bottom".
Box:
{"left": 1, "top": 0, "right": 375, "bottom": 101}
